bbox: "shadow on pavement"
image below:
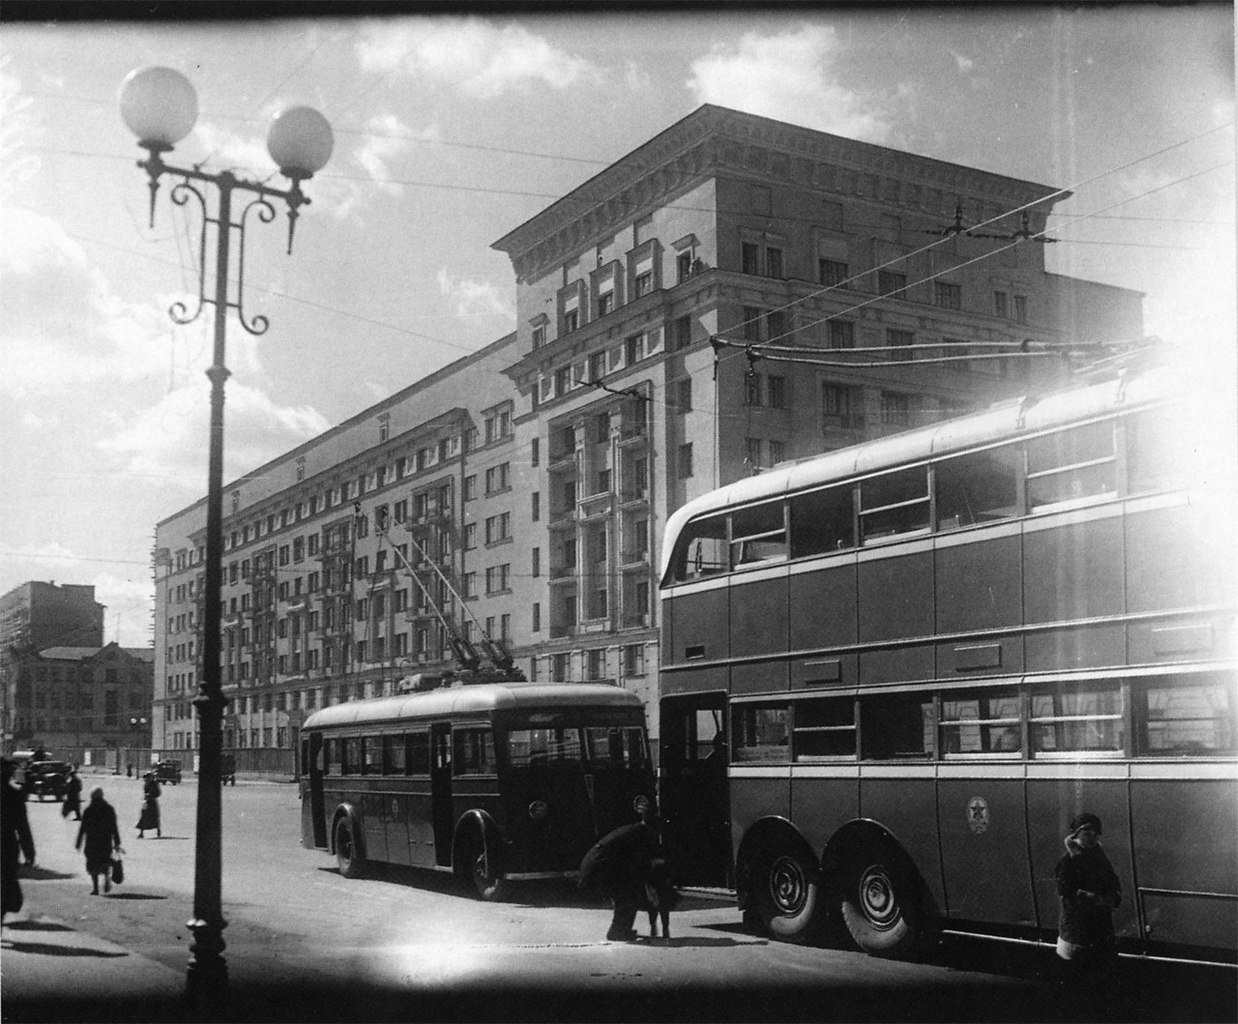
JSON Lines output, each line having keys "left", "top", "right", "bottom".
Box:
{"left": 104, "top": 893, "right": 169, "bottom": 901}
{"left": 0, "top": 940, "right": 129, "bottom": 958}
{"left": 3, "top": 919, "right": 75, "bottom": 931}
{"left": 22, "top": 866, "right": 78, "bottom": 881}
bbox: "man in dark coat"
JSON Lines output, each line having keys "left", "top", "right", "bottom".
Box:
{"left": 579, "top": 805, "right": 662, "bottom": 941}
{"left": 1054, "top": 812, "right": 1123, "bottom": 1017}
{"left": 62, "top": 766, "right": 83, "bottom": 820}
{"left": 2, "top": 758, "right": 36, "bottom": 921}
{"left": 76, "top": 786, "right": 122, "bottom": 895}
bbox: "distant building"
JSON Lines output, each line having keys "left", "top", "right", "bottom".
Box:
{"left": 1, "top": 581, "right": 105, "bottom": 751}
{"left": 9, "top": 642, "right": 154, "bottom": 757}
{"left": 151, "top": 104, "right": 1143, "bottom": 761}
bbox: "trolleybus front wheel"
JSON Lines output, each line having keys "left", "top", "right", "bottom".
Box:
{"left": 335, "top": 817, "right": 365, "bottom": 879}
{"left": 752, "top": 846, "right": 823, "bottom": 943}
{"left": 839, "top": 849, "right": 920, "bottom": 957}
{"left": 462, "top": 827, "right": 507, "bottom": 902}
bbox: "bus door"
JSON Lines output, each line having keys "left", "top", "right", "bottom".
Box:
{"left": 305, "top": 732, "right": 327, "bottom": 848}
{"left": 659, "top": 693, "right": 731, "bottom": 887}
{"left": 431, "top": 723, "right": 453, "bottom": 867}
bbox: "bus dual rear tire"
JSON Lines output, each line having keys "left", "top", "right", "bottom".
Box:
{"left": 752, "top": 847, "right": 823, "bottom": 944}
{"left": 838, "top": 850, "right": 920, "bottom": 957}
{"left": 335, "top": 818, "right": 365, "bottom": 879}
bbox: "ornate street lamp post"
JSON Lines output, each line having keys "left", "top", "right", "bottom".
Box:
{"left": 119, "top": 66, "right": 332, "bottom": 1006}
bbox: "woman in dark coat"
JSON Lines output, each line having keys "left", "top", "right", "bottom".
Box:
{"left": 136, "top": 772, "right": 161, "bottom": 839}
{"left": 76, "top": 786, "right": 121, "bottom": 895}
{"left": 61, "top": 767, "right": 83, "bottom": 820}
{"left": 2, "top": 758, "right": 36, "bottom": 919}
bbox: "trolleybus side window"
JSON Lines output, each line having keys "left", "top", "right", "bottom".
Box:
{"left": 325, "top": 737, "right": 341, "bottom": 774}
{"left": 382, "top": 733, "right": 406, "bottom": 774}
{"left": 672, "top": 514, "right": 728, "bottom": 581}
{"left": 732, "top": 704, "right": 789, "bottom": 762}
{"left": 935, "top": 444, "right": 1021, "bottom": 531}
{"left": 1030, "top": 682, "right": 1124, "bottom": 754}
{"left": 1136, "top": 675, "right": 1236, "bottom": 755}
{"left": 1026, "top": 419, "right": 1116, "bottom": 510}
{"left": 859, "top": 466, "right": 930, "bottom": 544}
{"left": 792, "top": 697, "right": 856, "bottom": 760}
{"left": 860, "top": 693, "right": 935, "bottom": 759}
{"left": 362, "top": 737, "right": 381, "bottom": 774}
{"left": 454, "top": 728, "right": 497, "bottom": 775}
{"left": 788, "top": 485, "right": 855, "bottom": 557}
{"left": 730, "top": 501, "right": 787, "bottom": 567}
{"left": 940, "top": 689, "right": 1022, "bottom": 755}
{"left": 342, "top": 737, "right": 361, "bottom": 775}
{"left": 406, "top": 730, "right": 430, "bottom": 775}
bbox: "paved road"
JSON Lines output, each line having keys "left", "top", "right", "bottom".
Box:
{"left": 8, "top": 777, "right": 1233, "bottom": 1022}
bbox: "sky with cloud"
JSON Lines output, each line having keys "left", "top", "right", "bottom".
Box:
{"left": 0, "top": 6, "right": 1233, "bottom": 646}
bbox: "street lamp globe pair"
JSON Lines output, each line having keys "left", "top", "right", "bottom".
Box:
{"left": 118, "top": 66, "right": 334, "bottom": 1008}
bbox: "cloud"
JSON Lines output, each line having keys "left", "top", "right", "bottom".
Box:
{"left": 92, "top": 571, "right": 156, "bottom": 647}
{"left": 356, "top": 17, "right": 595, "bottom": 99}
{"left": 687, "top": 24, "right": 894, "bottom": 144}
{"left": 436, "top": 268, "right": 515, "bottom": 322}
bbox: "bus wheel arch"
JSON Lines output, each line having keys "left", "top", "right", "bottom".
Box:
{"left": 737, "top": 817, "right": 824, "bottom": 944}
{"left": 331, "top": 806, "right": 366, "bottom": 879}
{"left": 452, "top": 810, "right": 508, "bottom": 902}
{"left": 824, "top": 820, "right": 932, "bottom": 959}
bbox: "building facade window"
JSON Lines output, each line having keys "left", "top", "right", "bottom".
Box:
{"left": 677, "top": 442, "right": 694, "bottom": 479}
{"left": 935, "top": 281, "right": 962, "bottom": 310}
{"left": 819, "top": 259, "right": 848, "bottom": 287}
{"left": 878, "top": 270, "right": 907, "bottom": 299}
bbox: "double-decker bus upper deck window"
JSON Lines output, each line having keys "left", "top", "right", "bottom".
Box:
{"left": 1126, "top": 408, "right": 1185, "bottom": 495}
{"left": 935, "top": 445, "right": 1020, "bottom": 531}
{"left": 672, "top": 514, "right": 728, "bottom": 582}
{"left": 792, "top": 697, "right": 856, "bottom": 760}
{"left": 507, "top": 715, "right": 583, "bottom": 767}
{"left": 859, "top": 466, "right": 929, "bottom": 544}
{"left": 860, "top": 693, "right": 935, "bottom": 759}
{"left": 941, "top": 690, "right": 1021, "bottom": 755}
{"left": 405, "top": 731, "right": 430, "bottom": 775}
{"left": 342, "top": 737, "right": 361, "bottom": 775}
{"left": 382, "top": 733, "right": 406, "bottom": 774}
{"left": 789, "top": 485, "right": 855, "bottom": 557}
{"left": 730, "top": 501, "right": 787, "bottom": 567}
{"left": 732, "top": 704, "right": 789, "bottom": 762}
{"left": 454, "top": 728, "right": 497, "bottom": 775}
{"left": 1026, "top": 420, "right": 1116, "bottom": 510}
{"left": 584, "top": 723, "right": 650, "bottom": 770}
{"left": 1137, "top": 674, "right": 1236, "bottom": 755}
{"left": 1030, "top": 683, "right": 1124, "bottom": 754}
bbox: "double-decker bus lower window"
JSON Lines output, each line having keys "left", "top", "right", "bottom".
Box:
{"left": 935, "top": 446, "right": 1020, "bottom": 530}
{"left": 789, "top": 486, "right": 854, "bottom": 557}
{"left": 507, "top": 723, "right": 583, "bottom": 767}
{"left": 382, "top": 733, "right": 406, "bottom": 774}
{"left": 792, "top": 698, "right": 855, "bottom": 760}
{"left": 673, "top": 515, "right": 728, "bottom": 582}
{"left": 732, "top": 704, "right": 789, "bottom": 762}
{"left": 860, "top": 466, "right": 930, "bottom": 543}
{"left": 1138, "top": 676, "right": 1236, "bottom": 755}
{"left": 1026, "top": 420, "right": 1116, "bottom": 509}
{"left": 730, "top": 502, "right": 787, "bottom": 567}
{"left": 343, "top": 737, "right": 361, "bottom": 775}
{"left": 861, "top": 694, "right": 935, "bottom": 759}
{"left": 454, "top": 729, "right": 497, "bottom": 775}
{"left": 940, "top": 691, "right": 1021, "bottom": 755}
{"left": 406, "top": 731, "right": 430, "bottom": 774}
{"left": 1030, "top": 684, "right": 1124, "bottom": 754}
{"left": 584, "top": 725, "right": 649, "bottom": 769}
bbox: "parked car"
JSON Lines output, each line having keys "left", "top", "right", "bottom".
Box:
{"left": 154, "top": 758, "right": 182, "bottom": 785}
{"left": 25, "top": 759, "right": 71, "bottom": 801}
{"left": 220, "top": 752, "right": 236, "bottom": 786}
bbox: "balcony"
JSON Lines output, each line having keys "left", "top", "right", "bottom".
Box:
{"left": 619, "top": 419, "right": 648, "bottom": 444}
{"left": 578, "top": 491, "right": 613, "bottom": 520}
{"left": 548, "top": 508, "right": 577, "bottom": 530}
{"left": 618, "top": 487, "right": 649, "bottom": 508}
{"left": 549, "top": 562, "right": 577, "bottom": 583}
{"left": 619, "top": 548, "right": 650, "bottom": 568}
{"left": 622, "top": 611, "right": 651, "bottom": 629}
{"left": 548, "top": 448, "right": 579, "bottom": 472}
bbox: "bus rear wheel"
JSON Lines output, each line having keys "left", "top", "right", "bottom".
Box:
{"left": 839, "top": 850, "right": 920, "bottom": 957}
{"left": 752, "top": 847, "right": 822, "bottom": 943}
{"left": 335, "top": 818, "right": 365, "bottom": 879}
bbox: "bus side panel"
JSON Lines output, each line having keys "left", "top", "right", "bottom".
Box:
{"left": 788, "top": 562, "right": 858, "bottom": 651}
{"left": 731, "top": 776, "right": 789, "bottom": 853}
{"left": 660, "top": 665, "right": 728, "bottom": 698}
{"left": 790, "top": 776, "right": 857, "bottom": 864}
{"left": 730, "top": 575, "right": 788, "bottom": 660}
{"left": 1024, "top": 516, "right": 1123, "bottom": 623}
{"left": 1125, "top": 500, "right": 1237, "bottom": 613}
{"left": 1026, "top": 776, "right": 1138, "bottom": 941}
{"left": 857, "top": 551, "right": 933, "bottom": 643}
{"left": 405, "top": 780, "right": 437, "bottom": 868}
{"left": 1130, "top": 776, "right": 1238, "bottom": 954}
{"left": 731, "top": 661, "right": 788, "bottom": 695}
{"left": 859, "top": 644, "right": 936, "bottom": 687}
{"left": 1025, "top": 625, "right": 1126, "bottom": 672}
{"left": 360, "top": 782, "right": 388, "bottom": 864}
{"left": 858, "top": 776, "right": 945, "bottom": 912}
{"left": 384, "top": 780, "right": 412, "bottom": 867}
{"left": 668, "top": 587, "right": 730, "bottom": 664}
{"left": 936, "top": 778, "right": 1036, "bottom": 926}
{"left": 935, "top": 535, "right": 1023, "bottom": 635}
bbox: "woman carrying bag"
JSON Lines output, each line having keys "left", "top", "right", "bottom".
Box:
{"left": 76, "top": 787, "right": 122, "bottom": 896}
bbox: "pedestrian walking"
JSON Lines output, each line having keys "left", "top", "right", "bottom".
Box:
{"left": 578, "top": 802, "right": 663, "bottom": 941}
{"left": 1054, "top": 812, "right": 1123, "bottom": 1019}
{"left": 62, "top": 765, "right": 83, "bottom": 820}
{"left": 2, "top": 758, "right": 36, "bottom": 922}
{"left": 76, "top": 786, "right": 122, "bottom": 895}
{"left": 136, "top": 771, "right": 161, "bottom": 839}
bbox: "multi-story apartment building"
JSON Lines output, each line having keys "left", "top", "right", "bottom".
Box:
{"left": 1, "top": 581, "right": 105, "bottom": 751}
{"left": 151, "top": 105, "right": 1142, "bottom": 764}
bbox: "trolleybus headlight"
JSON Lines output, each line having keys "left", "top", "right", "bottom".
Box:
{"left": 528, "top": 800, "right": 549, "bottom": 821}
{"left": 633, "top": 795, "right": 651, "bottom": 817}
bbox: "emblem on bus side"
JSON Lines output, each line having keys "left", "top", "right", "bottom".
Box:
{"left": 967, "top": 796, "right": 989, "bottom": 834}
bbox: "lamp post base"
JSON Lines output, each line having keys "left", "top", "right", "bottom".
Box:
{"left": 185, "top": 917, "right": 228, "bottom": 1010}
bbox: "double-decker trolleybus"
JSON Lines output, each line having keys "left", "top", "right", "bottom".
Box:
{"left": 301, "top": 678, "right": 654, "bottom": 899}
{"left": 657, "top": 360, "right": 1236, "bottom": 964}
